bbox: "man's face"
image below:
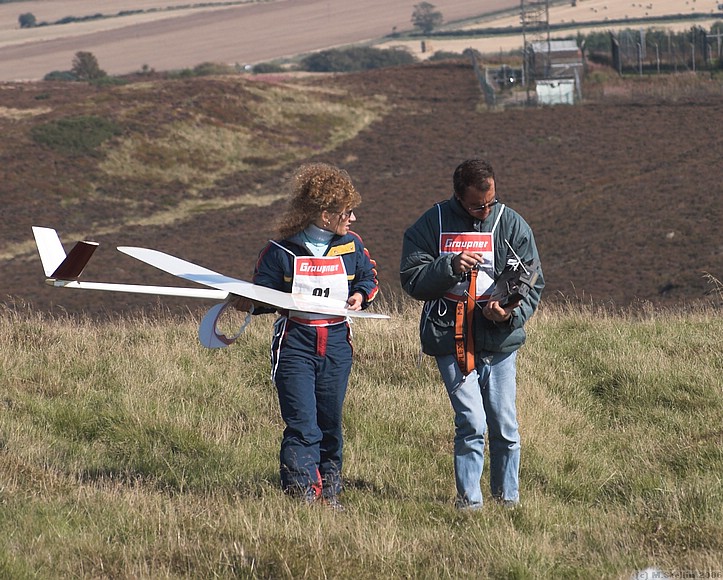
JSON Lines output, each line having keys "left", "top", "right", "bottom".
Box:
{"left": 457, "top": 179, "right": 498, "bottom": 219}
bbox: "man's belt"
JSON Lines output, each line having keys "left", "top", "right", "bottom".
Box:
{"left": 454, "top": 267, "right": 477, "bottom": 375}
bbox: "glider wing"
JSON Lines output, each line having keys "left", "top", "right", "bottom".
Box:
{"left": 118, "top": 246, "right": 389, "bottom": 320}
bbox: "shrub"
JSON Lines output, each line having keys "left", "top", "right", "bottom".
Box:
{"left": 166, "top": 68, "right": 195, "bottom": 79}
{"left": 18, "top": 12, "right": 36, "bottom": 28}
{"left": 71, "top": 51, "right": 106, "bottom": 81}
{"left": 57, "top": 14, "right": 103, "bottom": 25}
{"left": 43, "top": 70, "right": 77, "bottom": 82}
{"left": 192, "top": 62, "right": 236, "bottom": 76}
{"left": 31, "top": 116, "right": 122, "bottom": 156}
{"left": 165, "top": 62, "right": 236, "bottom": 78}
{"left": 427, "top": 50, "right": 464, "bottom": 62}
{"left": 252, "top": 62, "right": 286, "bottom": 74}
{"left": 300, "top": 47, "right": 416, "bottom": 73}
{"left": 90, "top": 76, "right": 127, "bottom": 87}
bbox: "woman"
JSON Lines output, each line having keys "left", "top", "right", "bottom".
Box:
{"left": 235, "top": 162, "right": 379, "bottom": 509}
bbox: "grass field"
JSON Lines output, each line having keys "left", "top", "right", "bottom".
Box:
{"left": 1, "top": 298, "right": 721, "bottom": 578}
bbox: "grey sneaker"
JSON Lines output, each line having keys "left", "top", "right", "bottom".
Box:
{"left": 495, "top": 498, "right": 519, "bottom": 509}
{"left": 321, "top": 496, "right": 345, "bottom": 512}
{"left": 455, "top": 499, "right": 483, "bottom": 511}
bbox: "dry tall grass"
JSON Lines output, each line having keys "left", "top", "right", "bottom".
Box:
{"left": 1, "top": 298, "right": 721, "bottom": 578}
{"left": 100, "top": 82, "right": 388, "bottom": 197}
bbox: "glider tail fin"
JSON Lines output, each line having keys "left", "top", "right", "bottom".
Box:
{"left": 32, "top": 226, "right": 99, "bottom": 280}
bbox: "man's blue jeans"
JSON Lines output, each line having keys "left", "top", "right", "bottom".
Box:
{"left": 436, "top": 351, "right": 520, "bottom": 507}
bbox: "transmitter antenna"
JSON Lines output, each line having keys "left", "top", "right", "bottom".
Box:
{"left": 504, "top": 240, "right": 529, "bottom": 275}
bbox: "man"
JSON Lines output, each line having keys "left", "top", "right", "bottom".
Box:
{"left": 400, "top": 159, "right": 544, "bottom": 510}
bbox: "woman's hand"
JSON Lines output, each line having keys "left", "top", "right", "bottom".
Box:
{"left": 229, "top": 296, "right": 256, "bottom": 312}
{"left": 346, "top": 292, "right": 364, "bottom": 311}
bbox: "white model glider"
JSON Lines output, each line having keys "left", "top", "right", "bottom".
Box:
{"left": 32, "top": 226, "right": 389, "bottom": 348}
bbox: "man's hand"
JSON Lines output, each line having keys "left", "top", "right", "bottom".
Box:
{"left": 346, "top": 292, "right": 364, "bottom": 311}
{"left": 482, "top": 299, "right": 518, "bottom": 323}
{"left": 452, "top": 251, "right": 484, "bottom": 275}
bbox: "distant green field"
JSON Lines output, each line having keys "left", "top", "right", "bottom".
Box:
{"left": 1, "top": 299, "right": 721, "bottom": 578}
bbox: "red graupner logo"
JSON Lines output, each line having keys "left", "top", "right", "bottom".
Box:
{"left": 297, "top": 259, "right": 342, "bottom": 275}
{"left": 441, "top": 233, "right": 491, "bottom": 252}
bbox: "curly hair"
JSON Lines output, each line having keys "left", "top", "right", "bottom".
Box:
{"left": 276, "top": 163, "right": 361, "bottom": 239}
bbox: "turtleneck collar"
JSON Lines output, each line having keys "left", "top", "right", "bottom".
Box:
{"left": 304, "top": 223, "right": 335, "bottom": 243}
{"left": 300, "top": 223, "right": 335, "bottom": 256}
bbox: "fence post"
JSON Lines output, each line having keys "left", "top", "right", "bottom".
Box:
{"left": 653, "top": 42, "right": 660, "bottom": 74}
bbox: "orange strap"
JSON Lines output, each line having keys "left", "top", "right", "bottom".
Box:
{"left": 454, "top": 268, "right": 477, "bottom": 375}
{"left": 454, "top": 301, "right": 467, "bottom": 372}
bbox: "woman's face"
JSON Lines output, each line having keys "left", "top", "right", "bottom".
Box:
{"left": 316, "top": 208, "right": 356, "bottom": 235}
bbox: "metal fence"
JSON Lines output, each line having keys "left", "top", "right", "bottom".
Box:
{"left": 609, "top": 27, "right": 721, "bottom": 75}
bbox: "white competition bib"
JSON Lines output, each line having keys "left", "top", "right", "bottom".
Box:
{"left": 440, "top": 232, "right": 495, "bottom": 301}
{"left": 290, "top": 255, "right": 349, "bottom": 323}
{"left": 436, "top": 203, "right": 506, "bottom": 302}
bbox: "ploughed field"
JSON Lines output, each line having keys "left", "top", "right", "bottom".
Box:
{"left": 1, "top": 61, "right": 721, "bottom": 317}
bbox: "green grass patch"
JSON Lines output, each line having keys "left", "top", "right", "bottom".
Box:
{"left": 31, "top": 115, "right": 122, "bottom": 156}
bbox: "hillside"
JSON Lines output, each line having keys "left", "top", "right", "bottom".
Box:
{"left": 1, "top": 61, "right": 722, "bottom": 316}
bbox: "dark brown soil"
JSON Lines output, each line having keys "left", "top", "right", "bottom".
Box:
{"left": 1, "top": 61, "right": 721, "bottom": 318}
